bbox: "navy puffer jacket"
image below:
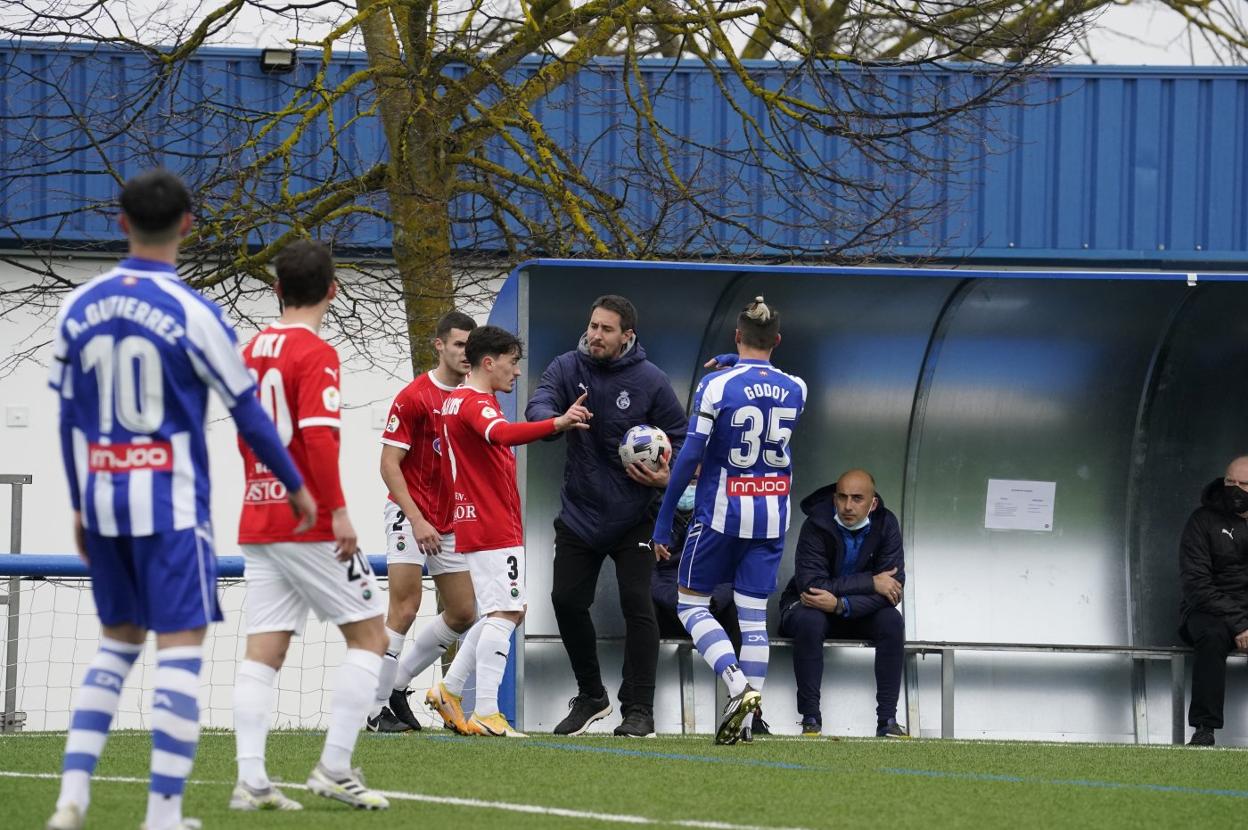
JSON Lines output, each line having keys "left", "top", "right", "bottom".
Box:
{"left": 526, "top": 335, "right": 686, "bottom": 548}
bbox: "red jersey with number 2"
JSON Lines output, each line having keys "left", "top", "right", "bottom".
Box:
{"left": 380, "top": 371, "right": 457, "bottom": 534}
{"left": 441, "top": 386, "right": 557, "bottom": 553}
{"left": 237, "top": 323, "right": 344, "bottom": 544}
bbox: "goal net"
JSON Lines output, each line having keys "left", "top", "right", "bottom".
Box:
{"left": 3, "top": 571, "right": 453, "bottom": 731}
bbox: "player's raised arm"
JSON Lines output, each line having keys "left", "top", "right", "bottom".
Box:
{"left": 458, "top": 326, "right": 592, "bottom": 447}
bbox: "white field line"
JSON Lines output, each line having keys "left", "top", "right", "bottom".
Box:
{"left": 5, "top": 731, "right": 1248, "bottom": 753}
{"left": 0, "top": 770, "right": 815, "bottom": 830}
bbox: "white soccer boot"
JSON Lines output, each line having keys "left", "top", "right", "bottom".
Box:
{"left": 46, "top": 804, "right": 84, "bottom": 830}
{"left": 138, "top": 818, "right": 202, "bottom": 829}
{"left": 306, "top": 763, "right": 390, "bottom": 810}
{"left": 229, "top": 780, "right": 304, "bottom": 810}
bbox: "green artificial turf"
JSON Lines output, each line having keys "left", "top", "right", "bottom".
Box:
{"left": 2, "top": 730, "right": 1245, "bottom": 829}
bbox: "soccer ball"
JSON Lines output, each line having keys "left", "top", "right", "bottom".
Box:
{"left": 619, "top": 425, "right": 671, "bottom": 471}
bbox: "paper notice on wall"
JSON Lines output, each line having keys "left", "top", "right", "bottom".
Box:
{"left": 984, "top": 479, "right": 1056, "bottom": 531}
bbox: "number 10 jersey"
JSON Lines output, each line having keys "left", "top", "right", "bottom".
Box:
{"left": 237, "top": 322, "right": 343, "bottom": 544}
{"left": 48, "top": 259, "right": 259, "bottom": 537}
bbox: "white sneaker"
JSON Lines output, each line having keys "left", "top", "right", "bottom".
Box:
{"left": 306, "top": 763, "right": 389, "bottom": 810}
{"left": 229, "top": 781, "right": 303, "bottom": 811}
{"left": 138, "top": 819, "right": 201, "bottom": 830}
{"left": 46, "top": 805, "right": 84, "bottom": 830}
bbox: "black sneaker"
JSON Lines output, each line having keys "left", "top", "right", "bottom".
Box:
{"left": 741, "top": 709, "right": 771, "bottom": 742}
{"left": 388, "top": 688, "right": 422, "bottom": 731}
{"left": 876, "top": 718, "right": 911, "bottom": 739}
{"left": 1189, "top": 727, "right": 1215, "bottom": 746}
{"left": 799, "top": 715, "right": 821, "bottom": 736}
{"left": 715, "top": 686, "right": 761, "bottom": 746}
{"left": 613, "top": 707, "right": 656, "bottom": 737}
{"left": 553, "top": 693, "right": 612, "bottom": 736}
{"left": 366, "top": 707, "right": 413, "bottom": 733}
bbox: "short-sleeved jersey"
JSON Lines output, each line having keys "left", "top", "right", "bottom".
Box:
{"left": 690, "top": 359, "right": 807, "bottom": 539}
{"left": 237, "top": 323, "right": 341, "bottom": 544}
{"left": 440, "top": 386, "right": 523, "bottom": 552}
{"left": 48, "top": 258, "right": 257, "bottom": 537}
{"left": 379, "top": 371, "right": 458, "bottom": 534}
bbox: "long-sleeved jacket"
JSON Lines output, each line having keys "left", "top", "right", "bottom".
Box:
{"left": 1179, "top": 478, "right": 1248, "bottom": 637}
{"left": 778, "top": 482, "right": 904, "bottom": 620}
{"left": 525, "top": 335, "right": 686, "bottom": 548}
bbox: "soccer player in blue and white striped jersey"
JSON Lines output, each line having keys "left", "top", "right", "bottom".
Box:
{"left": 652, "top": 296, "right": 806, "bottom": 744}
{"left": 45, "top": 170, "right": 315, "bottom": 830}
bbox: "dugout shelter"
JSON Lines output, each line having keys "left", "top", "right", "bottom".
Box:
{"left": 491, "top": 258, "right": 1248, "bottom": 741}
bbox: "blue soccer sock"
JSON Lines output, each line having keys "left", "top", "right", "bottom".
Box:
{"left": 57, "top": 637, "right": 142, "bottom": 813}
{"left": 146, "top": 646, "right": 203, "bottom": 830}
{"left": 677, "top": 593, "right": 748, "bottom": 697}
{"left": 735, "top": 591, "right": 770, "bottom": 691}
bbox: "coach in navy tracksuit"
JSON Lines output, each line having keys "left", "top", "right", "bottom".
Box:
{"left": 526, "top": 295, "right": 686, "bottom": 737}
{"left": 778, "top": 469, "right": 908, "bottom": 737}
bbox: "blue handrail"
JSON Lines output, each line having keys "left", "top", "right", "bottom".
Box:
{"left": 0, "top": 554, "right": 394, "bottom": 578}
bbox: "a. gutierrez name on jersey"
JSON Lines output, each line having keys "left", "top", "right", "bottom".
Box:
{"left": 690, "top": 359, "right": 807, "bottom": 540}
{"left": 48, "top": 259, "right": 257, "bottom": 537}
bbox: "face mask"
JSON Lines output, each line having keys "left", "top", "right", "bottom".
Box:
{"left": 834, "top": 512, "right": 871, "bottom": 532}
{"left": 1225, "top": 485, "right": 1248, "bottom": 514}
{"left": 677, "top": 483, "right": 697, "bottom": 512}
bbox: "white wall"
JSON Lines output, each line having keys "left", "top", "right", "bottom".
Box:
{"left": 0, "top": 252, "right": 502, "bottom": 730}
{"left": 0, "top": 253, "right": 499, "bottom": 558}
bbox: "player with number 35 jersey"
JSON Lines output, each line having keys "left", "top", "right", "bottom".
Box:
{"left": 653, "top": 296, "right": 805, "bottom": 747}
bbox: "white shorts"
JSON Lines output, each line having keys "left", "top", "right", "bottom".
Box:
{"left": 467, "top": 546, "right": 526, "bottom": 614}
{"left": 383, "top": 500, "right": 469, "bottom": 576}
{"left": 241, "top": 542, "right": 384, "bottom": 635}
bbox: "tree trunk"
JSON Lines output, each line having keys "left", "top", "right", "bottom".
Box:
{"left": 390, "top": 144, "right": 454, "bottom": 377}
{"left": 356, "top": 1, "right": 455, "bottom": 377}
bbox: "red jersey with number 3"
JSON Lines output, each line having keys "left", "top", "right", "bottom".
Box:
{"left": 237, "top": 323, "right": 343, "bottom": 543}
{"left": 441, "top": 387, "right": 526, "bottom": 553}
{"left": 380, "top": 371, "right": 457, "bottom": 534}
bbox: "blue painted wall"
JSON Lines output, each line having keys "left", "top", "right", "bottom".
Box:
{"left": 2, "top": 42, "right": 1247, "bottom": 267}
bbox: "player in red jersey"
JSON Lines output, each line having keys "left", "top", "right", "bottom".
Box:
{"left": 231, "top": 241, "right": 389, "bottom": 811}
{"left": 367, "top": 311, "right": 479, "bottom": 732}
{"left": 425, "top": 325, "right": 591, "bottom": 737}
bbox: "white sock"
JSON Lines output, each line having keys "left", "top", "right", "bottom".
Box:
{"left": 233, "top": 660, "right": 277, "bottom": 789}
{"left": 472, "top": 618, "right": 515, "bottom": 718}
{"left": 145, "top": 646, "right": 203, "bottom": 830}
{"left": 320, "top": 649, "right": 382, "bottom": 774}
{"left": 443, "top": 617, "right": 486, "bottom": 697}
{"left": 370, "top": 627, "right": 405, "bottom": 718}
{"left": 720, "top": 664, "right": 748, "bottom": 697}
{"left": 58, "top": 637, "right": 142, "bottom": 813}
{"left": 395, "top": 615, "right": 462, "bottom": 691}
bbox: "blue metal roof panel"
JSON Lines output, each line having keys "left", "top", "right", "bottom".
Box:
{"left": 2, "top": 42, "right": 1248, "bottom": 267}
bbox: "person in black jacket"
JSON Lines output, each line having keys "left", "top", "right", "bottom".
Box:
{"left": 778, "top": 469, "right": 907, "bottom": 737}
{"left": 526, "top": 295, "right": 687, "bottom": 737}
{"left": 1179, "top": 457, "right": 1248, "bottom": 746}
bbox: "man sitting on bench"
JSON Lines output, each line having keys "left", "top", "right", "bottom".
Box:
{"left": 778, "top": 469, "right": 907, "bottom": 737}
{"left": 1179, "top": 455, "right": 1248, "bottom": 747}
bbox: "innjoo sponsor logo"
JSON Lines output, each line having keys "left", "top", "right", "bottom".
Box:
{"left": 88, "top": 442, "right": 174, "bottom": 472}
{"left": 726, "top": 476, "right": 791, "bottom": 497}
